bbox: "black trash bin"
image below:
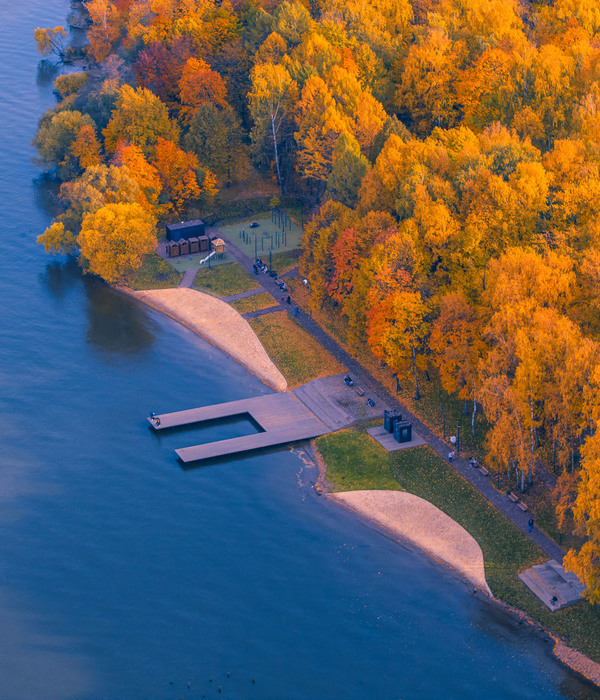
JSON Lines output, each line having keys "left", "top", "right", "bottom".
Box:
{"left": 393, "top": 420, "right": 412, "bottom": 444}
{"left": 384, "top": 409, "right": 402, "bottom": 433}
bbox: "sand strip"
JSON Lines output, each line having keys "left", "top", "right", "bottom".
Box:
{"left": 330, "top": 490, "right": 491, "bottom": 594}
{"left": 129, "top": 287, "right": 287, "bottom": 392}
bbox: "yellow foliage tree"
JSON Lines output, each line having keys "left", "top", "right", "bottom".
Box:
{"left": 78, "top": 202, "right": 157, "bottom": 283}
{"left": 68, "top": 124, "right": 103, "bottom": 172}
{"left": 37, "top": 221, "right": 77, "bottom": 255}
{"left": 565, "top": 428, "right": 600, "bottom": 603}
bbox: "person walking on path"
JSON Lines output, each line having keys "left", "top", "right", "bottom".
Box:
{"left": 448, "top": 450, "right": 454, "bottom": 463}
{"left": 294, "top": 305, "right": 299, "bottom": 317}
{"left": 528, "top": 517, "right": 534, "bottom": 532}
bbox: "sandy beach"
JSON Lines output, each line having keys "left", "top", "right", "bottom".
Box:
{"left": 130, "top": 287, "right": 287, "bottom": 392}
{"left": 330, "top": 489, "right": 492, "bottom": 594}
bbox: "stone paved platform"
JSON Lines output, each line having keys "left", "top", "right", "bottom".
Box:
{"left": 367, "top": 425, "right": 427, "bottom": 452}
{"left": 519, "top": 559, "right": 585, "bottom": 611}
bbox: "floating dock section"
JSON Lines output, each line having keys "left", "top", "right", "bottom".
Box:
{"left": 149, "top": 392, "right": 330, "bottom": 464}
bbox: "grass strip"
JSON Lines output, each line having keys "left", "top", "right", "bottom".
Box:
{"left": 194, "top": 262, "right": 259, "bottom": 297}
{"left": 119, "top": 252, "right": 182, "bottom": 290}
{"left": 270, "top": 249, "right": 301, "bottom": 273}
{"left": 249, "top": 311, "right": 345, "bottom": 388}
{"left": 231, "top": 292, "right": 278, "bottom": 314}
{"left": 316, "top": 428, "right": 600, "bottom": 662}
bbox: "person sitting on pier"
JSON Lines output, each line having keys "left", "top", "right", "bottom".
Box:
{"left": 150, "top": 411, "right": 156, "bottom": 419}
{"left": 155, "top": 417, "right": 161, "bottom": 426}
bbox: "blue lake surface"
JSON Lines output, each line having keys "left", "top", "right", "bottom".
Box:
{"left": 0, "top": 2, "right": 597, "bottom": 698}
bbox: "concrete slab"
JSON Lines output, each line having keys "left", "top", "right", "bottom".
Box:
{"left": 367, "top": 425, "right": 427, "bottom": 452}
{"left": 292, "top": 374, "right": 381, "bottom": 428}
{"left": 519, "top": 559, "right": 585, "bottom": 611}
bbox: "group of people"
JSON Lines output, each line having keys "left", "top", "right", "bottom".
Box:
{"left": 149, "top": 411, "right": 160, "bottom": 427}
{"left": 253, "top": 259, "right": 269, "bottom": 275}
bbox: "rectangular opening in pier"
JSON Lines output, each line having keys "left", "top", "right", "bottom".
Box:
{"left": 152, "top": 412, "right": 264, "bottom": 449}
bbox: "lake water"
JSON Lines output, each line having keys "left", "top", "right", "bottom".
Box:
{"left": 0, "top": 2, "right": 597, "bottom": 698}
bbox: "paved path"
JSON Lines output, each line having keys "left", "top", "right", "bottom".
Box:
{"left": 222, "top": 288, "right": 265, "bottom": 302}
{"left": 242, "top": 306, "right": 282, "bottom": 319}
{"left": 214, "top": 228, "right": 565, "bottom": 563}
{"left": 179, "top": 268, "right": 197, "bottom": 288}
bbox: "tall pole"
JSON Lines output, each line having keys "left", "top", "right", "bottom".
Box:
{"left": 456, "top": 425, "right": 460, "bottom": 456}
{"left": 269, "top": 249, "right": 272, "bottom": 271}
{"left": 254, "top": 234, "right": 257, "bottom": 260}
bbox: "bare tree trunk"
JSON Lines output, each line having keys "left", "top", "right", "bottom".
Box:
{"left": 521, "top": 465, "right": 525, "bottom": 492}
{"left": 412, "top": 346, "right": 420, "bottom": 400}
{"left": 270, "top": 115, "right": 284, "bottom": 194}
{"left": 528, "top": 396, "right": 535, "bottom": 486}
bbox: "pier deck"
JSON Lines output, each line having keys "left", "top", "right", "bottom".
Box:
{"left": 149, "top": 392, "right": 330, "bottom": 464}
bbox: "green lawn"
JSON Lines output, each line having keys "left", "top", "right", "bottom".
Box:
{"left": 316, "top": 428, "right": 600, "bottom": 662}
{"left": 270, "top": 249, "right": 302, "bottom": 273}
{"left": 231, "top": 292, "right": 278, "bottom": 314}
{"left": 193, "top": 262, "right": 260, "bottom": 297}
{"left": 119, "top": 252, "right": 182, "bottom": 290}
{"left": 249, "top": 311, "right": 346, "bottom": 387}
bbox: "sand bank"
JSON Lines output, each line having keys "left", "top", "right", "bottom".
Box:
{"left": 330, "top": 490, "right": 491, "bottom": 594}
{"left": 130, "top": 287, "right": 287, "bottom": 392}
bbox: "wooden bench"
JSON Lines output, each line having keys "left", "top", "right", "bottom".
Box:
{"left": 355, "top": 387, "right": 365, "bottom": 396}
{"left": 518, "top": 501, "right": 528, "bottom": 512}
{"left": 478, "top": 466, "right": 489, "bottom": 476}
{"left": 508, "top": 492, "right": 519, "bottom": 503}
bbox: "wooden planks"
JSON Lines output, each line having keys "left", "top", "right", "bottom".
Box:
{"left": 149, "top": 392, "right": 329, "bottom": 464}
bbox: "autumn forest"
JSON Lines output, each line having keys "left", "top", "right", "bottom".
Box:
{"left": 33, "top": 0, "right": 600, "bottom": 600}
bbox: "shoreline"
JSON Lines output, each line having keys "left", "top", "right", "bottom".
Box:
{"left": 329, "top": 489, "right": 492, "bottom": 595}
{"left": 119, "top": 280, "right": 600, "bottom": 689}
{"left": 117, "top": 285, "right": 287, "bottom": 392}
{"left": 311, "top": 444, "right": 600, "bottom": 689}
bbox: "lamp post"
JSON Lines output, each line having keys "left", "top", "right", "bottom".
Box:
{"left": 456, "top": 424, "right": 461, "bottom": 456}
{"left": 440, "top": 406, "right": 446, "bottom": 440}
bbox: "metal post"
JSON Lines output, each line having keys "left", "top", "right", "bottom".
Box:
{"left": 440, "top": 406, "right": 445, "bottom": 439}
{"left": 254, "top": 235, "right": 257, "bottom": 260}
{"left": 269, "top": 249, "right": 272, "bottom": 270}
{"left": 456, "top": 425, "right": 460, "bottom": 456}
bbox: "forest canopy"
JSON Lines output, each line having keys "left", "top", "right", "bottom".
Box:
{"left": 33, "top": 0, "right": 600, "bottom": 600}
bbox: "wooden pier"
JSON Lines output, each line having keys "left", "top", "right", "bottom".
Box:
{"left": 148, "top": 392, "right": 330, "bottom": 464}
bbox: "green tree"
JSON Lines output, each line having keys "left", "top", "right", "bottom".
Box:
{"left": 327, "top": 133, "right": 369, "bottom": 206}
{"left": 33, "top": 109, "right": 96, "bottom": 178}
{"left": 103, "top": 85, "right": 180, "bottom": 157}
{"left": 184, "top": 103, "right": 249, "bottom": 185}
